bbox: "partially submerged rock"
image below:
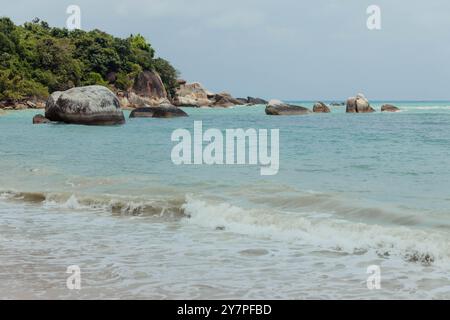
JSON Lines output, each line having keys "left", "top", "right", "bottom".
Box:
{"left": 211, "top": 93, "right": 244, "bottom": 108}
{"left": 129, "top": 106, "right": 188, "bottom": 118}
{"left": 247, "top": 97, "right": 268, "bottom": 105}
{"left": 346, "top": 94, "right": 375, "bottom": 113}
{"left": 265, "top": 99, "right": 311, "bottom": 115}
{"left": 45, "top": 85, "right": 125, "bottom": 125}
{"left": 32, "top": 114, "right": 51, "bottom": 124}
{"left": 381, "top": 104, "right": 400, "bottom": 112}
{"left": 313, "top": 101, "right": 331, "bottom": 113}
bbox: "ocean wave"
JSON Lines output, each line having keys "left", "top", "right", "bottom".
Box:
{"left": 182, "top": 195, "right": 450, "bottom": 266}
{"left": 0, "top": 190, "right": 185, "bottom": 219}
{"left": 2, "top": 189, "right": 449, "bottom": 266}
{"left": 412, "top": 106, "right": 450, "bottom": 110}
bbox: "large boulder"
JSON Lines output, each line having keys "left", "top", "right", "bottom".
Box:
{"left": 265, "top": 99, "right": 312, "bottom": 115}
{"left": 45, "top": 86, "right": 125, "bottom": 125}
{"left": 132, "top": 71, "right": 167, "bottom": 99}
{"left": 346, "top": 94, "right": 375, "bottom": 113}
{"left": 32, "top": 114, "right": 51, "bottom": 124}
{"left": 381, "top": 104, "right": 400, "bottom": 112}
{"left": 129, "top": 106, "right": 188, "bottom": 118}
{"left": 313, "top": 102, "right": 331, "bottom": 113}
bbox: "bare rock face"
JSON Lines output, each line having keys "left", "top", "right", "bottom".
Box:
{"left": 125, "top": 91, "right": 171, "bottom": 108}
{"left": 129, "top": 106, "right": 188, "bottom": 118}
{"left": 175, "top": 82, "right": 213, "bottom": 107}
{"left": 132, "top": 71, "right": 167, "bottom": 99}
{"left": 45, "top": 85, "right": 125, "bottom": 125}
{"left": 32, "top": 114, "right": 51, "bottom": 124}
{"left": 265, "top": 99, "right": 312, "bottom": 115}
{"left": 313, "top": 102, "right": 331, "bottom": 113}
{"left": 346, "top": 94, "right": 375, "bottom": 113}
{"left": 381, "top": 104, "right": 400, "bottom": 112}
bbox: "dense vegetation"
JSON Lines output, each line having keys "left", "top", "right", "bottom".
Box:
{"left": 0, "top": 17, "right": 179, "bottom": 100}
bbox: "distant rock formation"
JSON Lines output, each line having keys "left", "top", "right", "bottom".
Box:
{"left": 117, "top": 71, "right": 171, "bottom": 108}
{"left": 346, "top": 94, "right": 375, "bottom": 113}
{"left": 381, "top": 104, "right": 400, "bottom": 112}
{"left": 313, "top": 102, "right": 331, "bottom": 113}
{"left": 45, "top": 85, "right": 125, "bottom": 125}
{"left": 174, "top": 82, "right": 213, "bottom": 107}
{"left": 174, "top": 81, "right": 249, "bottom": 108}
{"left": 265, "top": 99, "right": 311, "bottom": 115}
{"left": 211, "top": 93, "right": 244, "bottom": 108}
{"left": 133, "top": 71, "right": 167, "bottom": 99}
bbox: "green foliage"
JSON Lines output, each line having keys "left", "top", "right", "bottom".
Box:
{"left": 0, "top": 17, "right": 179, "bottom": 101}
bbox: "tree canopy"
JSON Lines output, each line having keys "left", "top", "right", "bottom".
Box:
{"left": 0, "top": 17, "right": 179, "bottom": 100}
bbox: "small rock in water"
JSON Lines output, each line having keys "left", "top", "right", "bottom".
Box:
{"left": 313, "top": 101, "right": 331, "bottom": 113}
{"left": 265, "top": 99, "right": 311, "bottom": 115}
{"left": 381, "top": 104, "right": 400, "bottom": 112}
{"left": 32, "top": 114, "right": 51, "bottom": 124}
{"left": 129, "top": 106, "right": 188, "bottom": 118}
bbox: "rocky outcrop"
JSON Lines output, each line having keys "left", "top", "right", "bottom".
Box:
{"left": 174, "top": 82, "right": 212, "bottom": 107}
{"left": 174, "top": 82, "right": 245, "bottom": 108}
{"left": 247, "top": 97, "right": 268, "bottom": 105}
{"left": 129, "top": 106, "right": 188, "bottom": 118}
{"left": 0, "top": 99, "right": 45, "bottom": 110}
{"left": 32, "top": 114, "right": 51, "bottom": 124}
{"left": 211, "top": 93, "right": 244, "bottom": 107}
{"left": 313, "top": 102, "right": 330, "bottom": 113}
{"left": 381, "top": 104, "right": 400, "bottom": 112}
{"left": 236, "top": 97, "right": 268, "bottom": 105}
{"left": 346, "top": 94, "right": 375, "bottom": 113}
{"left": 265, "top": 99, "right": 311, "bottom": 115}
{"left": 45, "top": 85, "right": 125, "bottom": 125}
{"left": 132, "top": 71, "right": 167, "bottom": 99}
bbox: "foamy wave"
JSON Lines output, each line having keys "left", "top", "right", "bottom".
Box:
{"left": 413, "top": 106, "right": 450, "bottom": 110}
{"left": 0, "top": 190, "right": 185, "bottom": 218}
{"left": 182, "top": 196, "right": 450, "bottom": 266}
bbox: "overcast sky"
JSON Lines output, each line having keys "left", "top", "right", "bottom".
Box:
{"left": 2, "top": 0, "right": 449, "bottom": 100}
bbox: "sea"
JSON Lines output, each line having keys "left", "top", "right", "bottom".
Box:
{"left": 1, "top": 101, "right": 450, "bottom": 299}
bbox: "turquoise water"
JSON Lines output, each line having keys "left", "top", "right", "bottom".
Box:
{"left": 1, "top": 102, "right": 450, "bottom": 299}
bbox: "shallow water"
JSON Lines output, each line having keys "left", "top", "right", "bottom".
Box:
{"left": 1, "top": 102, "right": 450, "bottom": 299}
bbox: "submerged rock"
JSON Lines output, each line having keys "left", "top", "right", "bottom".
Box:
{"left": 32, "top": 114, "right": 51, "bottom": 124}
{"left": 265, "top": 99, "right": 311, "bottom": 115}
{"left": 45, "top": 85, "right": 125, "bottom": 125}
{"left": 129, "top": 106, "right": 188, "bottom": 118}
{"left": 313, "top": 101, "right": 331, "bottom": 113}
{"left": 381, "top": 104, "right": 400, "bottom": 112}
{"left": 346, "top": 94, "right": 375, "bottom": 113}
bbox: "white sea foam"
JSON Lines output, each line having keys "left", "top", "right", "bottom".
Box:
{"left": 182, "top": 195, "right": 450, "bottom": 266}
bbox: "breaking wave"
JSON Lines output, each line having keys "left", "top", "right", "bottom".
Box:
{"left": 2, "top": 190, "right": 450, "bottom": 266}
{"left": 182, "top": 196, "right": 450, "bottom": 266}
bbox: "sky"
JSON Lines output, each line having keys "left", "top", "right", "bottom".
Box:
{"left": 2, "top": 0, "right": 450, "bottom": 100}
